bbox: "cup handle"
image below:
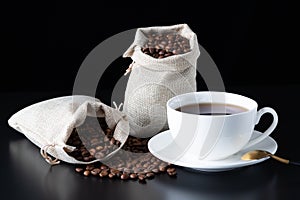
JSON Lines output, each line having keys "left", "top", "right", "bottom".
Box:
{"left": 242, "top": 107, "right": 278, "bottom": 149}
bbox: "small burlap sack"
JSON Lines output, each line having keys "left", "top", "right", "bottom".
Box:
{"left": 8, "top": 95, "right": 129, "bottom": 165}
{"left": 123, "top": 24, "right": 200, "bottom": 138}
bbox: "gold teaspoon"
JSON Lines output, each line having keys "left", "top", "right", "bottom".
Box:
{"left": 241, "top": 150, "right": 300, "bottom": 166}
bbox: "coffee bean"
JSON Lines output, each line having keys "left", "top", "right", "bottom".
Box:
{"left": 167, "top": 171, "right": 177, "bottom": 177}
{"left": 110, "top": 138, "right": 115, "bottom": 145}
{"left": 138, "top": 174, "right": 145, "bottom": 180}
{"left": 91, "top": 168, "right": 101, "bottom": 176}
{"left": 85, "top": 165, "right": 94, "bottom": 171}
{"left": 146, "top": 172, "right": 154, "bottom": 179}
{"left": 99, "top": 170, "right": 108, "bottom": 177}
{"left": 75, "top": 167, "right": 83, "bottom": 173}
{"left": 121, "top": 173, "right": 129, "bottom": 180}
{"left": 95, "top": 152, "right": 104, "bottom": 159}
{"left": 108, "top": 173, "right": 115, "bottom": 178}
{"left": 100, "top": 164, "right": 108, "bottom": 170}
{"left": 81, "top": 150, "right": 90, "bottom": 157}
{"left": 138, "top": 174, "right": 146, "bottom": 184}
{"left": 130, "top": 173, "right": 137, "bottom": 179}
{"left": 159, "top": 165, "right": 166, "bottom": 172}
{"left": 96, "top": 146, "right": 104, "bottom": 151}
{"left": 149, "top": 47, "right": 155, "bottom": 54}
{"left": 89, "top": 148, "right": 96, "bottom": 156}
{"left": 167, "top": 167, "right": 176, "bottom": 173}
{"left": 83, "top": 156, "right": 91, "bottom": 161}
{"left": 83, "top": 170, "right": 90, "bottom": 176}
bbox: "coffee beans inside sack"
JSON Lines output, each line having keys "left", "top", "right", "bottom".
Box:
{"left": 123, "top": 24, "right": 200, "bottom": 138}
{"left": 67, "top": 117, "right": 177, "bottom": 183}
{"left": 141, "top": 31, "right": 191, "bottom": 59}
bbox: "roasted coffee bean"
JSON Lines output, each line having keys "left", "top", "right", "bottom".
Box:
{"left": 96, "top": 146, "right": 104, "bottom": 151}
{"left": 99, "top": 170, "right": 108, "bottom": 177}
{"left": 121, "top": 173, "right": 129, "bottom": 180}
{"left": 89, "top": 148, "right": 96, "bottom": 156}
{"left": 91, "top": 168, "right": 101, "bottom": 176}
{"left": 146, "top": 172, "right": 154, "bottom": 179}
{"left": 75, "top": 167, "right": 83, "bottom": 173}
{"left": 85, "top": 165, "right": 94, "bottom": 171}
{"left": 83, "top": 170, "right": 90, "bottom": 176}
{"left": 95, "top": 152, "right": 104, "bottom": 159}
{"left": 159, "top": 165, "right": 166, "bottom": 172}
{"left": 100, "top": 164, "right": 108, "bottom": 170}
{"left": 167, "top": 167, "right": 176, "bottom": 174}
{"left": 167, "top": 171, "right": 177, "bottom": 177}
{"left": 83, "top": 156, "right": 91, "bottom": 161}
{"left": 108, "top": 173, "right": 115, "bottom": 178}
{"left": 130, "top": 173, "right": 137, "bottom": 179}
{"left": 138, "top": 174, "right": 146, "bottom": 184}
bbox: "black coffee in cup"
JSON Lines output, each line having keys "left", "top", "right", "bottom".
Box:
{"left": 175, "top": 103, "right": 248, "bottom": 116}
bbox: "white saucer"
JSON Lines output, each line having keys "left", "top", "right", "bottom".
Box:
{"left": 148, "top": 130, "right": 277, "bottom": 172}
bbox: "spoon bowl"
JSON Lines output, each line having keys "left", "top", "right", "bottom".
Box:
{"left": 242, "top": 150, "right": 300, "bottom": 166}
{"left": 242, "top": 150, "right": 272, "bottom": 161}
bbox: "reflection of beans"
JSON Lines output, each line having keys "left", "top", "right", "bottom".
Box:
{"left": 142, "top": 31, "right": 191, "bottom": 59}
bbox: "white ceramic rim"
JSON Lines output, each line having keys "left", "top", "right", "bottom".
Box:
{"left": 167, "top": 91, "right": 258, "bottom": 117}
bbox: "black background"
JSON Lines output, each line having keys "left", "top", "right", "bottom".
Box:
{"left": 1, "top": 1, "right": 298, "bottom": 93}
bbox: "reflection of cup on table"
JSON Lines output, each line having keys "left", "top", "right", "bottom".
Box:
{"left": 167, "top": 91, "right": 278, "bottom": 161}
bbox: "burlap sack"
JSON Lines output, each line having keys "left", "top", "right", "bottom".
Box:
{"left": 123, "top": 24, "right": 200, "bottom": 138}
{"left": 8, "top": 95, "right": 129, "bottom": 165}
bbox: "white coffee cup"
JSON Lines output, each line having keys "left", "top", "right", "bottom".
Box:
{"left": 167, "top": 91, "right": 278, "bottom": 161}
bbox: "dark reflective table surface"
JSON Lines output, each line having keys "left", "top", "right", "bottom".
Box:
{"left": 1, "top": 85, "right": 300, "bottom": 200}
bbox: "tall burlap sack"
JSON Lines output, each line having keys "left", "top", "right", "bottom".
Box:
{"left": 123, "top": 24, "right": 200, "bottom": 138}
{"left": 8, "top": 95, "right": 129, "bottom": 165}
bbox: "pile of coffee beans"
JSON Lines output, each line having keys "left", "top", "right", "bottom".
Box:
{"left": 141, "top": 31, "right": 191, "bottom": 59}
{"left": 66, "top": 117, "right": 177, "bottom": 184}
{"left": 66, "top": 117, "right": 121, "bottom": 162}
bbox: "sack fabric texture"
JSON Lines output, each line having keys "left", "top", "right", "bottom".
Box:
{"left": 8, "top": 96, "right": 129, "bottom": 164}
{"left": 123, "top": 24, "right": 200, "bottom": 138}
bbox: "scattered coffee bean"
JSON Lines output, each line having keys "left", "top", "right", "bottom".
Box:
{"left": 85, "top": 165, "right": 94, "bottom": 171}
{"left": 121, "top": 173, "right": 129, "bottom": 180}
{"left": 167, "top": 167, "right": 176, "bottom": 174}
{"left": 138, "top": 174, "right": 146, "bottom": 184}
{"left": 130, "top": 173, "right": 137, "bottom": 179}
{"left": 75, "top": 167, "right": 83, "bottom": 173}
{"left": 91, "top": 168, "right": 101, "bottom": 176}
{"left": 99, "top": 170, "right": 108, "bottom": 177}
{"left": 159, "top": 165, "right": 166, "bottom": 172}
{"left": 146, "top": 172, "right": 154, "bottom": 179}
{"left": 108, "top": 173, "right": 115, "bottom": 178}
{"left": 168, "top": 171, "right": 177, "bottom": 177}
{"left": 70, "top": 117, "right": 177, "bottom": 183}
{"left": 83, "top": 170, "right": 90, "bottom": 176}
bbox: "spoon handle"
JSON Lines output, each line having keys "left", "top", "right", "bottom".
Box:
{"left": 270, "top": 155, "right": 289, "bottom": 164}
{"left": 289, "top": 161, "right": 300, "bottom": 166}
{"left": 270, "top": 155, "right": 300, "bottom": 166}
